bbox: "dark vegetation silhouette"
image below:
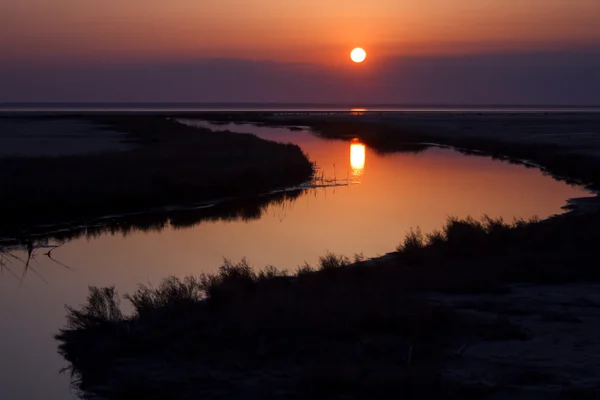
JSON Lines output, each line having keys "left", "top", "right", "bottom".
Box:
{"left": 0, "top": 116, "right": 314, "bottom": 234}
{"left": 1, "top": 189, "right": 304, "bottom": 245}
{"left": 57, "top": 211, "right": 600, "bottom": 399}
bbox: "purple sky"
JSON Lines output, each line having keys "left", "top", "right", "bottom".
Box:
{"left": 2, "top": 51, "right": 599, "bottom": 105}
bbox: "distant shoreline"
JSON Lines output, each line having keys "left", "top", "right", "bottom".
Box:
{"left": 2, "top": 103, "right": 600, "bottom": 114}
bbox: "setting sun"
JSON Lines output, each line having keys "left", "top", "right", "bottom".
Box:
{"left": 350, "top": 48, "right": 367, "bottom": 63}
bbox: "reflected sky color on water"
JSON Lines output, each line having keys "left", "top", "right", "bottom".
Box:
{"left": 0, "top": 122, "right": 592, "bottom": 399}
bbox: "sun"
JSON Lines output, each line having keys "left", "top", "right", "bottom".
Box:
{"left": 350, "top": 48, "right": 367, "bottom": 63}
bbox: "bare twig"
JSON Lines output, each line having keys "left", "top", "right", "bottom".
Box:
{"left": 46, "top": 254, "right": 74, "bottom": 271}
{"left": 44, "top": 240, "right": 74, "bottom": 271}
{"left": 3, "top": 251, "right": 25, "bottom": 264}
{"left": 44, "top": 239, "right": 72, "bottom": 258}
{"left": 1, "top": 239, "right": 72, "bottom": 283}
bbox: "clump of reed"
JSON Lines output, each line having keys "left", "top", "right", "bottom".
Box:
{"left": 396, "top": 215, "right": 539, "bottom": 255}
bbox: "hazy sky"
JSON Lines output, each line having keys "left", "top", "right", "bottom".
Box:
{"left": 1, "top": 0, "right": 600, "bottom": 104}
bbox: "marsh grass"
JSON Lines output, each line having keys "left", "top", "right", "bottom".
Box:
{"left": 397, "top": 215, "right": 540, "bottom": 253}
{"left": 318, "top": 251, "right": 351, "bottom": 270}
{"left": 396, "top": 227, "right": 425, "bottom": 253}
{"left": 56, "top": 257, "right": 470, "bottom": 398}
{"left": 65, "top": 287, "right": 123, "bottom": 330}
{"left": 389, "top": 213, "right": 600, "bottom": 290}
{"left": 124, "top": 276, "right": 204, "bottom": 319}
{"left": 55, "top": 209, "right": 600, "bottom": 398}
{"left": 0, "top": 116, "right": 314, "bottom": 233}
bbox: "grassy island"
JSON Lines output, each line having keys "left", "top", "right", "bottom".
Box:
{"left": 0, "top": 115, "right": 314, "bottom": 235}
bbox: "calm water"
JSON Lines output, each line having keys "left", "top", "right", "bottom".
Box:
{"left": 0, "top": 122, "right": 591, "bottom": 399}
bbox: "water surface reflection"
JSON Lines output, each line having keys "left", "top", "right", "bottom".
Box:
{"left": 350, "top": 140, "right": 366, "bottom": 176}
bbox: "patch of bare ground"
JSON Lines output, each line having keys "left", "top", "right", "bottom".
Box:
{"left": 423, "top": 284, "right": 600, "bottom": 398}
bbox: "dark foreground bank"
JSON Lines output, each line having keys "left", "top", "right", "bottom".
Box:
{"left": 57, "top": 212, "right": 600, "bottom": 399}
{"left": 0, "top": 116, "right": 314, "bottom": 234}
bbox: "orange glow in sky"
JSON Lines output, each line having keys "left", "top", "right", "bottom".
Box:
{"left": 1, "top": 0, "right": 600, "bottom": 63}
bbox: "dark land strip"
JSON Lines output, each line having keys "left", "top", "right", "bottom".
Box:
{"left": 0, "top": 115, "right": 314, "bottom": 238}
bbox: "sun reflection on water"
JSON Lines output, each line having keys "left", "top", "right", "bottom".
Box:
{"left": 350, "top": 140, "right": 366, "bottom": 176}
{"left": 350, "top": 108, "right": 367, "bottom": 116}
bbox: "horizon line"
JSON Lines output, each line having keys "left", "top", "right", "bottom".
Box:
{"left": 2, "top": 102, "right": 600, "bottom": 109}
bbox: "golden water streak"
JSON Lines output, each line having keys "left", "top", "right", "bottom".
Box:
{"left": 350, "top": 142, "right": 366, "bottom": 176}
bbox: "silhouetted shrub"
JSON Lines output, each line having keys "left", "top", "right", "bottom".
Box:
{"left": 125, "top": 276, "right": 204, "bottom": 318}
{"left": 257, "top": 265, "right": 289, "bottom": 281}
{"left": 65, "top": 286, "right": 123, "bottom": 330}
{"left": 397, "top": 227, "right": 425, "bottom": 253}
{"left": 426, "top": 229, "right": 446, "bottom": 246}
{"left": 318, "top": 251, "right": 351, "bottom": 270}
{"left": 352, "top": 252, "right": 366, "bottom": 263}
{"left": 296, "top": 262, "right": 314, "bottom": 275}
